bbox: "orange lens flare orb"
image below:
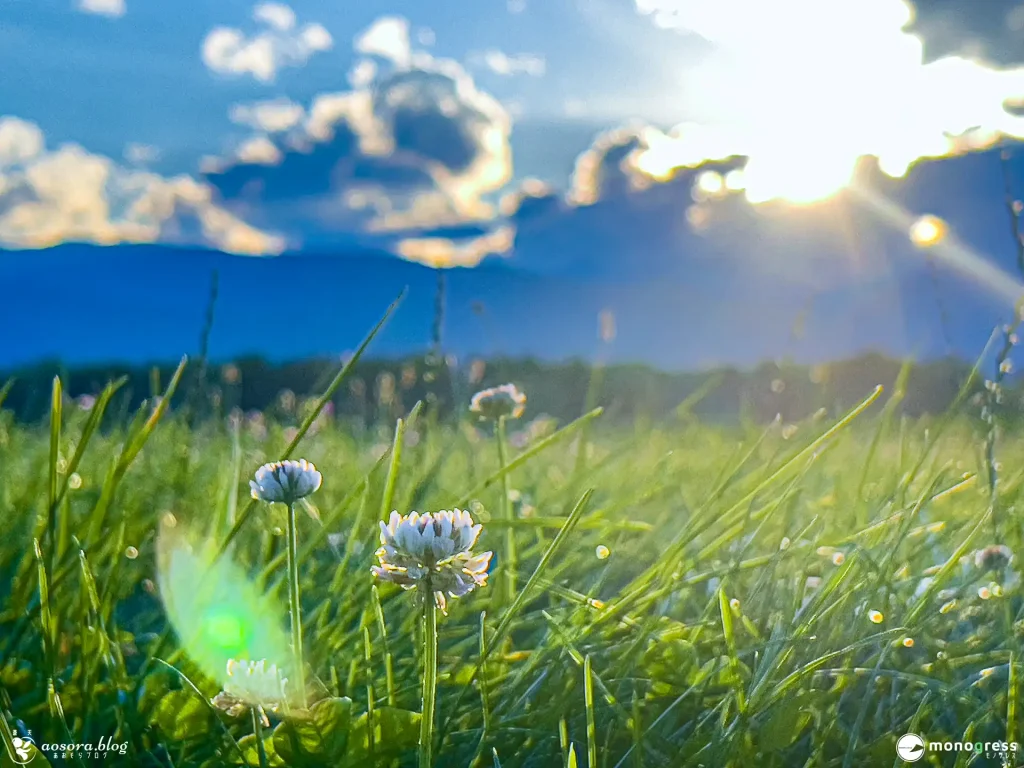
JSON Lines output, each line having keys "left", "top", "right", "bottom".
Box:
{"left": 909, "top": 214, "right": 947, "bottom": 247}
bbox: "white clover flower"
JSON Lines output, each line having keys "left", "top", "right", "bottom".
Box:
{"left": 249, "top": 459, "right": 322, "bottom": 504}
{"left": 372, "top": 509, "right": 493, "bottom": 614}
{"left": 469, "top": 384, "right": 526, "bottom": 422}
{"left": 211, "top": 658, "right": 290, "bottom": 723}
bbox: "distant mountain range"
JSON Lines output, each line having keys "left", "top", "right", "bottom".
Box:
{"left": 4, "top": 146, "right": 1024, "bottom": 372}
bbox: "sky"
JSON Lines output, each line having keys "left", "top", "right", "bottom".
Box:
{"left": 5, "top": 0, "right": 1024, "bottom": 368}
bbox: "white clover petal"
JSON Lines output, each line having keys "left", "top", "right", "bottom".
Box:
{"left": 379, "top": 519, "right": 394, "bottom": 547}
{"left": 223, "top": 658, "right": 289, "bottom": 709}
{"left": 421, "top": 520, "right": 436, "bottom": 550}
{"left": 250, "top": 460, "right": 322, "bottom": 504}
{"left": 432, "top": 537, "right": 455, "bottom": 559}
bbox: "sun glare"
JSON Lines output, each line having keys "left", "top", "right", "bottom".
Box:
{"left": 909, "top": 214, "right": 947, "bottom": 247}
{"left": 628, "top": 0, "right": 1024, "bottom": 204}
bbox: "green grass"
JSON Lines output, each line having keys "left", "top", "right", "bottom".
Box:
{"left": 1, "top": 349, "right": 1023, "bottom": 768}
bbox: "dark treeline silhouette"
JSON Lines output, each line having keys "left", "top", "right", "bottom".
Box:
{"left": 0, "top": 352, "right": 1000, "bottom": 428}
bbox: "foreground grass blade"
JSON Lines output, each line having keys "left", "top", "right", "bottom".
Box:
{"left": 439, "top": 489, "right": 594, "bottom": 740}
{"left": 218, "top": 290, "right": 405, "bottom": 556}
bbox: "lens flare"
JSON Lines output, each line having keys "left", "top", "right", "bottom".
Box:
{"left": 909, "top": 215, "right": 947, "bottom": 248}
{"left": 156, "top": 520, "right": 296, "bottom": 702}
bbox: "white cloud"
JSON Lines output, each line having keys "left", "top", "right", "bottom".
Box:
{"left": 235, "top": 135, "right": 283, "bottom": 165}
{"left": 304, "top": 91, "right": 389, "bottom": 154}
{"left": 630, "top": 0, "right": 1024, "bottom": 203}
{"left": 348, "top": 59, "right": 378, "bottom": 88}
{"left": 507, "top": 0, "right": 527, "bottom": 13}
{"left": 473, "top": 50, "right": 546, "bottom": 77}
{"left": 354, "top": 16, "right": 411, "bottom": 66}
{"left": 0, "top": 117, "right": 283, "bottom": 255}
{"left": 229, "top": 98, "right": 305, "bottom": 133}
{"left": 0, "top": 118, "right": 45, "bottom": 166}
{"left": 395, "top": 226, "right": 515, "bottom": 268}
{"left": 252, "top": 2, "right": 295, "bottom": 32}
{"left": 123, "top": 143, "right": 160, "bottom": 166}
{"left": 77, "top": 0, "right": 125, "bottom": 18}
{"left": 203, "top": 28, "right": 515, "bottom": 267}
{"left": 569, "top": 126, "right": 650, "bottom": 206}
{"left": 202, "top": 4, "right": 333, "bottom": 83}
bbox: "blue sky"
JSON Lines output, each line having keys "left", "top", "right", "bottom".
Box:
{"left": 1, "top": 0, "right": 689, "bottom": 179}
{"left": 5, "top": 0, "right": 1024, "bottom": 368}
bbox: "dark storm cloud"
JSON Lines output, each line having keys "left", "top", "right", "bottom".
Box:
{"left": 909, "top": 0, "right": 1024, "bottom": 65}
{"left": 201, "top": 55, "right": 513, "bottom": 262}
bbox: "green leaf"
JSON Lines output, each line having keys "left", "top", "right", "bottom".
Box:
{"left": 153, "top": 689, "right": 213, "bottom": 741}
{"left": 343, "top": 707, "right": 421, "bottom": 766}
{"left": 272, "top": 696, "right": 352, "bottom": 766}
{"left": 757, "top": 697, "right": 811, "bottom": 752}
{"left": 236, "top": 734, "right": 285, "bottom": 767}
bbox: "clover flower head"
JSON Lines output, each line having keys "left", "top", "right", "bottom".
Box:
{"left": 250, "top": 459, "right": 322, "bottom": 504}
{"left": 469, "top": 384, "right": 526, "bottom": 422}
{"left": 974, "top": 544, "right": 1013, "bottom": 573}
{"left": 372, "top": 509, "right": 493, "bottom": 614}
{"left": 212, "top": 658, "right": 290, "bottom": 722}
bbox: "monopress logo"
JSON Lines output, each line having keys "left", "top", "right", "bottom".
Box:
{"left": 897, "top": 733, "right": 1020, "bottom": 764}
{"left": 896, "top": 733, "right": 926, "bottom": 762}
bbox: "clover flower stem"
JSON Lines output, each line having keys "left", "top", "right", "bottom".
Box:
{"left": 419, "top": 585, "right": 439, "bottom": 768}
{"left": 496, "top": 416, "right": 517, "bottom": 602}
{"left": 470, "top": 611, "right": 492, "bottom": 768}
{"left": 285, "top": 501, "right": 306, "bottom": 707}
{"left": 251, "top": 706, "right": 269, "bottom": 768}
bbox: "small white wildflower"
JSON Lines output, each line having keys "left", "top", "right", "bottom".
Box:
{"left": 249, "top": 459, "right": 322, "bottom": 504}
{"left": 832, "top": 551, "right": 846, "bottom": 566}
{"left": 212, "top": 658, "right": 290, "bottom": 722}
{"left": 469, "top": 384, "right": 526, "bottom": 421}
{"left": 373, "top": 509, "right": 493, "bottom": 614}
{"left": 595, "top": 545, "right": 610, "bottom": 560}
{"left": 779, "top": 537, "right": 791, "bottom": 551}
{"left": 868, "top": 610, "right": 884, "bottom": 624}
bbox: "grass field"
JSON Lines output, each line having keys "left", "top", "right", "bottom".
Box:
{"left": 1, "top": 329, "right": 1023, "bottom": 767}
